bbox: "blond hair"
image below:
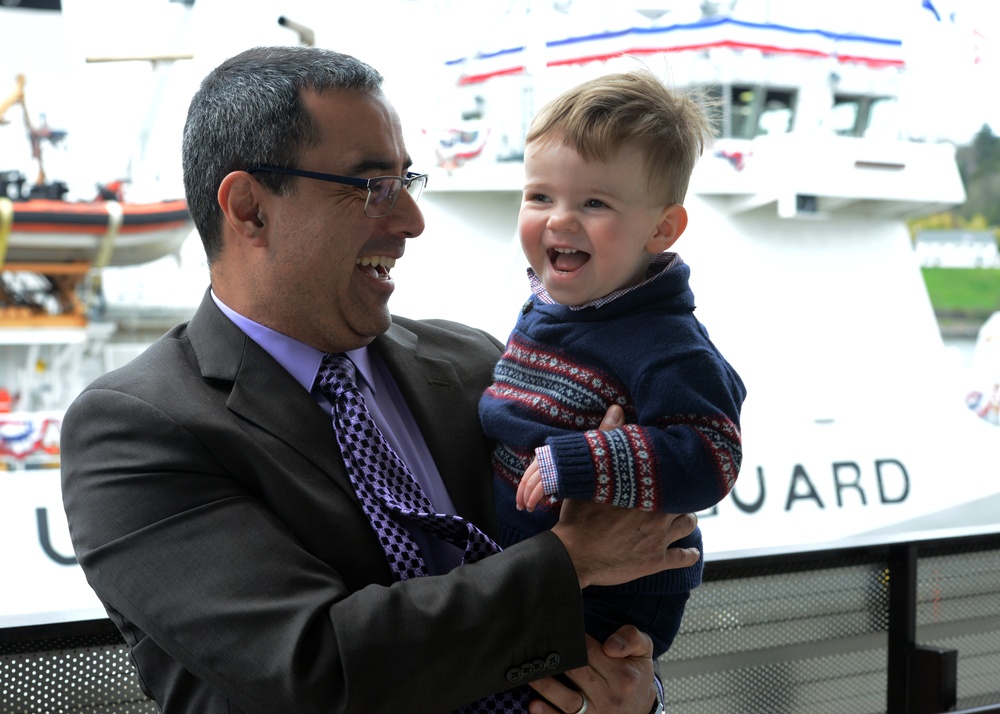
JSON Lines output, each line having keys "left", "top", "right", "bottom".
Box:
{"left": 525, "top": 69, "right": 714, "bottom": 204}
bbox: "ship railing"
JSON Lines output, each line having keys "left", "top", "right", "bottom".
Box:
{"left": 1, "top": 527, "right": 999, "bottom": 712}
{"left": 664, "top": 526, "right": 1000, "bottom": 713}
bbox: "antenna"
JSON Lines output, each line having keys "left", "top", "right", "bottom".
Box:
{"left": 278, "top": 16, "right": 315, "bottom": 47}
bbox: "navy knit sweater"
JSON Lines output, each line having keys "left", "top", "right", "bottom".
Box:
{"left": 480, "top": 255, "right": 746, "bottom": 596}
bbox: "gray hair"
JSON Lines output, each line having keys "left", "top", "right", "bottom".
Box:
{"left": 182, "top": 46, "right": 383, "bottom": 262}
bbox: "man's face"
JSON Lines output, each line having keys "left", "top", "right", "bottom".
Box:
{"left": 518, "top": 139, "right": 667, "bottom": 306}
{"left": 256, "top": 89, "right": 424, "bottom": 352}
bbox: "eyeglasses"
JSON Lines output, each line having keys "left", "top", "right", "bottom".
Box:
{"left": 246, "top": 165, "right": 428, "bottom": 218}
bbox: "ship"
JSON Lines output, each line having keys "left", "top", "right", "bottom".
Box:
{"left": 384, "top": 1, "right": 1000, "bottom": 556}
{"left": 1, "top": 0, "right": 996, "bottom": 631}
{"left": 0, "top": 2, "right": 197, "bottom": 629}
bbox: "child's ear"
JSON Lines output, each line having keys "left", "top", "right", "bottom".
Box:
{"left": 646, "top": 204, "right": 688, "bottom": 254}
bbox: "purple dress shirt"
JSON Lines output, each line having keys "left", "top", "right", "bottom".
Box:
{"left": 212, "top": 292, "right": 463, "bottom": 574}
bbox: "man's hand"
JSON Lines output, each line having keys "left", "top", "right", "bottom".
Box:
{"left": 553, "top": 503, "right": 699, "bottom": 589}
{"left": 549, "top": 403, "right": 700, "bottom": 588}
{"left": 526, "top": 626, "right": 657, "bottom": 714}
{"left": 516, "top": 459, "right": 545, "bottom": 512}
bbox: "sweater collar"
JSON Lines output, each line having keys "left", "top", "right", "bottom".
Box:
{"left": 528, "top": 251, "right": 681, "bottom": 309}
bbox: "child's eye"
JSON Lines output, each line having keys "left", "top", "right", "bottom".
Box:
{"left": 526, "top": 193, "right": 551, "bottom": 203}
{"left": 584, "top": 198, "right": 607, "bottom": 208}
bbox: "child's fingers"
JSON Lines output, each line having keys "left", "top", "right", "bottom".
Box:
{"left": 516, "top": 475, "right": 530, "bottom": 510}
{"left": 517, "top": 459, "right": 540, "bottom": 510}
{"left": 525, "top": 478, "right": 546, "bottom": 512}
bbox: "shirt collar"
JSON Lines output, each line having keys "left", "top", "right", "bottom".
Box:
{"left": 211, "top": 290, "right": 377, "bottom": 395}
{"left": 527, "top": 251, "right": 680, "bottom": 309}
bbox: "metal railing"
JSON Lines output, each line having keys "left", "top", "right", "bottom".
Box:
{"left": 3, "top": 529, "right": 1000, "bottom": 713}
{"left": 662, "top": 528, "right": 1000, "bottom": 713}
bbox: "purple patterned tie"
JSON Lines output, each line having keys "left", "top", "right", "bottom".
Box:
{"left": 317, "top": 353, "right": 503, "bottom": 578}
{"left": 316, "top": 354, "right": 532, "bottom": 712}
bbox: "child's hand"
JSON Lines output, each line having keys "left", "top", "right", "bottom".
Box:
{"left": 516, "top": 459, "right": 546, "bottom": 512}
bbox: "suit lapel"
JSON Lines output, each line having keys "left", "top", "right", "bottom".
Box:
{"left": 186, "top": 290, "right": 356, "bottom": 498}
{"left": 186, "top": 293, "right": 495, "bottom": 533}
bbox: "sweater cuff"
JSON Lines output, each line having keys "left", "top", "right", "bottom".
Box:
{"left": 545, "top": 433, "right": 598, "bottom": 501}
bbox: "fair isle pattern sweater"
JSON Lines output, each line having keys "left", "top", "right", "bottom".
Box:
{"left": 480, "top": 256, "right": 746, "bottom": 594}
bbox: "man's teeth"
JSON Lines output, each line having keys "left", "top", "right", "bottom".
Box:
{"left": 356, "top": 256, "right": 396, "bottom": 270}
{"left": 554, "top": 248, "right": 578, "bottom": 254}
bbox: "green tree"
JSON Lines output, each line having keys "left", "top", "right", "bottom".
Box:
{"left": 908, "top": 211, "right": 957, "bottom": 240}
{"left": 956, "top": 124, "right": 1000, "bottom": 228}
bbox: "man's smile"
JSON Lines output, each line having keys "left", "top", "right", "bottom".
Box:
{"left": 356, "top": 255, "right": 396, "bottom": 280}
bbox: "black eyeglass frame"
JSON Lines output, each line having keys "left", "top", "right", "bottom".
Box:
{"left": 245, "top": 165, "right": 428, "bottom": 218}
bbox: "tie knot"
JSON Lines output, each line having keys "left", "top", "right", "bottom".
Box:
{"left": 317, "top": 353, "right": 356, "bottom": 399}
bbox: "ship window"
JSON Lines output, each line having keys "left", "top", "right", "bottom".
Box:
{"left": 828, "top": 98, "right": 861, "bottom": 136}
{"left": 865, "top": 96, "right": 898, "bottom": 138}
{"left": 830, "top": 95, "right": 897, "bottom": 137}
{"left": 700, "top": 84, "right": 725, "bottom": 138}
{"left": 757, "top": 90, "right": 794, "bottom": 135}
{"left": 715, "top": 85, "right": 797, "bottom": 139}
{"left": 731, "top": 87, "right": 757, "bottom": 139}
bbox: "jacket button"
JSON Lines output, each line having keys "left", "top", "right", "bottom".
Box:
{"left": 545, "top": 653, "right": 560, "bottom": 669}
{"left": 506, "top": 667, "right": 524, "bottom": 684}
{"left": 520, "top": 663, "right": 534, "bottom": 677}
{"left": 531, "top": 659, "right": 546, "bottom": 674}
{"left": 521, "top": 300, "right": 533, "bottom": 315}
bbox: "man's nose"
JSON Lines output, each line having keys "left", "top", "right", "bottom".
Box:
{"left": 387, "top": 188, "right": 425, "bottom": 238}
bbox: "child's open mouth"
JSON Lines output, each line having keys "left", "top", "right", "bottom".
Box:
{"left": 548, "top": 247, "right": 590, "bottom": 274}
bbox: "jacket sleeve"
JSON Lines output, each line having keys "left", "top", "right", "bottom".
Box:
{"left": 547, "top": 351, "right": 745, "bottom": 514}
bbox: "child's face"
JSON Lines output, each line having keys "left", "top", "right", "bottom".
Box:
{"left": 519, "top": 140, "right": 679, "bottom": 306}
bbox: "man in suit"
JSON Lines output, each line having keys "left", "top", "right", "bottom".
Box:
{"left": 61, "top": 46, "right": 698, "bottom": 713}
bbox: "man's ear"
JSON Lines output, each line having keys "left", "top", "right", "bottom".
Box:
{"left": 218, "top": 171, "right": 268, "bottom": 244}
{"left": 646, "top": 204, "right": 688, "bottom": 254}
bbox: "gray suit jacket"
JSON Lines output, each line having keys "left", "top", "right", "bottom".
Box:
{"left": 61, "top": 290, "right": 587, "bottom": 714}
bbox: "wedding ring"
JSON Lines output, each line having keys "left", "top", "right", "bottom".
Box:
{"left": 572, "top": 694, "right": 589, "bottom": 714}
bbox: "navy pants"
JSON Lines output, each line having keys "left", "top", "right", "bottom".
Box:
{"left": 583, "top": 589, "right": 691, "bottom": 658}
